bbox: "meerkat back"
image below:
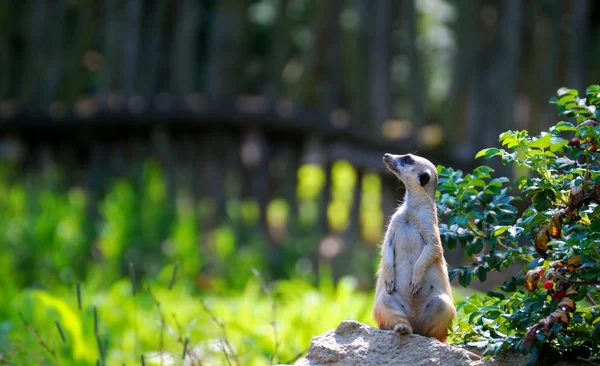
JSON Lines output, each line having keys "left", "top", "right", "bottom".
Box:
{"left": 373, "top": 153, "right": 456, "bottom": 342}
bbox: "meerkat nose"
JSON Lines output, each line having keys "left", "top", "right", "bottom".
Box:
{"left": 383, "top": 153, "right": 392, "bottom": 161}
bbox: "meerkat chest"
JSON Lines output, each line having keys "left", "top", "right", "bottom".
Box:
{"left": 394, "top": 217, "right": 426, "bottom": 257}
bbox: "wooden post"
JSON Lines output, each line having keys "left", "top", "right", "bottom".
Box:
{"left": 370, "top": 0, "right": 393, "bottom": 126}
{"left": 268, "top": 0, "right": 290, "bottom": 102}
{"left": 540, "top": 1, "right": 561, "bottom": 130}
{"left": 170, "top": 0, "right": 200, "bottom": 96}
{"left": 354, "top": 0, "right": 372, "bottom": 129}
{"left": 207, "top": 0, "right": 248, "bottom": 99}
{"left": 325, "top": 0, "right": 343, "bottom": 111}
{"left": 0, "top": 1, "right": 11, "bottom": 98}
{"left": 43, "top": 0, "right": 66, "bottom": 107}
{"left": 568, "top": 0, "right": 590, "bottom": 93}
{"left": 498, "top": 0, "right": 523, "bottom": 137}
{"left": 122, "top": 0, "right": 143, "bottom": 98}
{"left": 141, "top": 0, "right": 168, "bottom": 98}
{"left": 403, "top": 0, "right": 425, "bottom": 127}
{"left": 207, "top": 133, "right": 227, "bottom": 226}
{"left": 443, "top": 0, "right": 476, "bottom": 142}
{"left": 99, "top": 0, "right": 120, "bottom": 105}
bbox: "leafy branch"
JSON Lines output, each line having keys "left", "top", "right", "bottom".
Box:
{"left": 447, "top": 86, "right": 600, "bottom": 364}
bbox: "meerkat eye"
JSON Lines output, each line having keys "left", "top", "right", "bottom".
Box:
{"left": 419, "top": 171, "right": 431, "bottom": 186}
{"left": 400, "top": 156, "right": 414, "bottom": 165}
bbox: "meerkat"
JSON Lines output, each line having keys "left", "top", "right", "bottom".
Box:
{"left": 373, "top": 153, "right": 456, "bottom": 343}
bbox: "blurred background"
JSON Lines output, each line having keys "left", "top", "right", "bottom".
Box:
{"left": 1, "top": 1, "right": 600, "bottom": 362}
{"left": 2, "top": 0, "right": 599, "bottom": 292}
{"left": 2, "top": 0, "right": 600, "bottom": 291}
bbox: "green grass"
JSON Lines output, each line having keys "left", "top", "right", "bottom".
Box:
{"left": 0, "top": 159, "right": 483, "bottom": 365}
{"left": 3, "top": 270, "right": 371, "bottom": 365}
{"left": 3, "top": 266, "right": 480, "bottom": 366}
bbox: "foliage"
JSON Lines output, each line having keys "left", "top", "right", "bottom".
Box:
{"left": 0, "top": 156, "right": 386, "bottom": 365}
{"left": 441, "top": 86, "right": 600, "bottom": 364}
{"left": 2, "top": 268, "right": 478, "bottom": 365}
{"left": 2, "top": 269, "right": 374, "bottom": 365}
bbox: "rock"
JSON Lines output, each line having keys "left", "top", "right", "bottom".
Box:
{"left": 294, "top": 320, "right": 526, "bottom": 366}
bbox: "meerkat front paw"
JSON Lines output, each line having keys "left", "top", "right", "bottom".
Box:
{"left": 410, "top": 273, "right": 423, "bottom": 295}
{"left": 393, "top": 323, "right": 413, "bottom": 335}
{"left": 385, "top": 279, "right": 395, "bottom": 294}
{"left": 381, "top": 266, "right": 395, "bottom": 294}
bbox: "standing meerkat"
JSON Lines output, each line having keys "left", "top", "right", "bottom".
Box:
{"left": 373, "top": 153, "right": 456, "bottom": 343}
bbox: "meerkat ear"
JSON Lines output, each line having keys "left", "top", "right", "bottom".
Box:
{"left": 419, "top": 170, "right": 431, "bottom": 186}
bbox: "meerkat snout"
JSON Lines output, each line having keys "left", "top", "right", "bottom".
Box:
{"left": 383, "top": 153, "right": 415, "bottom": 170}
{"left": 383, "top": 153, "right": 437, "bottom": 197}
{"left": 382, "top": 153, "right": 394, "bottom": 166}
{"left": 382, "top": 153, "right": 416, "bottom": 178}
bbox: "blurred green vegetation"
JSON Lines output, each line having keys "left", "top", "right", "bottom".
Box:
{"left": 0, "top": 155, "right": 477, "bottom": 364}
{"left": 0, "top": 157, "right": 385, "bottom": 364}
{"left": 5, "top": 271, "right": 375, "bottom": 365}
{"left": 0, "top": 158, "right": 382, "bottom": 291}
{"left": 4, "top": 263, "right": 476, "bottom": 365}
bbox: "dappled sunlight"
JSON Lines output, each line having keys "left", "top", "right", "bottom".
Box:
{"left": 328, "top": 160, "right": 357, "bottom": 232}
{"left": 319, "top": 235, "right": 343, "bottom": 259}
{"left": 381, "top": 119, "right": 414, "bottom": 140}
{"left": 296, "top": 164, "right": 325, "bottom": 201}
{"left": 361, "top": 174, "right": 384, "bottom": 244}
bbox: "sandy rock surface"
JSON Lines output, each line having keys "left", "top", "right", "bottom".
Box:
{"left": 293, "top": 320, "right": 532, "bottom": 366}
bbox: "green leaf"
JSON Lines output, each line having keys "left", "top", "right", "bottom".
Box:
{"left": 493, "top": 226, "right": 510, "bottom": 236}
{"left": 500, "top": 277, "right": 517, "bottom": 292}
{"left": 469, "top": 239, "right": 484, "bottom": 255}
{"left": 448, "top": 268, "right": 459, "bottom": 282}
{"left": 470, "top": 178, "right": 486, "bottom": 187}
{"left": 557, "top": 94, "right": 576, "bottom": 107}
{"left": 488, "top": 178, "right": 509, "bottom": 189}
{"left": 473, "top": 165, "right": 494, "bottom": 178}
{"left": 554, "top": 121, "right": 576, "bottom": 131}
{"left": 588, "top": 105, "right": 596, "bottom": 114}
{"left": 483, "top": 342, "right": 501, "bottom": 357}
{"left": 487, "top": 291, "right": 505, "bottom": 300}
{"left": 449, "top": 215, "right": 468, "bottom": 227}
{"left": 557, "top": 87, "right": 578, "bottom": 97}
{"left": 572, "top": 313, "right": 584, "bottom": 323}
{"left": 458, "top": 269, "right": 472, "bottom": 287}
{"left": 475, "top": 266, "right": 487, "bottom": 282}
{"left": 586, "top": 85, "right": 600, "bottom": 94}
{"left": 446, "top": 235, "right": 457, "bottom": 251}
{"left": 529, "top": 133, "right": 552, "bottom": 149}
{"left": 586, "top": 85, "right": 600, "bottom": 96}
{"left": 532, "top": 196, "right": 548, "bottom": 212}
{"left": 501, "top": 152, "right": 517, "bottom": 164}
{"left": 467, "top": 340, "right": 488, "bottom": 350}
{"left": 476, "top": 148, "right": 503, "bottom": 160}
{"left": 549, "top": 97, "right": 558, "bottom": 104}
{"left": 549, "top": 137, "right": 568, "bottom": 152}
{"left": 500, "top": 132, "right": 520, "bottom": 148}
{"left": 589, "top": 218, "right": 600, "bottom": 232}
{"left": 528, "top": 257, "right": 544, "bottom": 269}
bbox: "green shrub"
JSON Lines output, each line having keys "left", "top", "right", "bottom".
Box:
{"left": 440, "top": 86, "right": 600, "bottom": 364}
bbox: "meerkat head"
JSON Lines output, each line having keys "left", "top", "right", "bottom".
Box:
{"left": 383, "top": 153, "right": 438, "bottom": 198}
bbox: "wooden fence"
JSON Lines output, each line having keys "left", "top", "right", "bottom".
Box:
{"left": 1, "top": 0, "right": 597, "bottom": 285}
